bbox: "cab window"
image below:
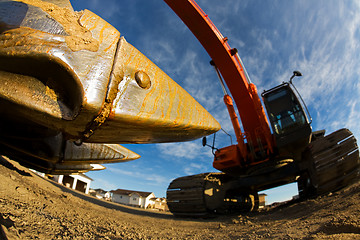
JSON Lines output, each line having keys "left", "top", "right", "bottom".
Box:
{"left": 264, "top": 87, "right": 306, "bottom": 135}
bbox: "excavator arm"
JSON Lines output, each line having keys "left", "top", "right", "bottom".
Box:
{"left": 164, "top": 0, "right": 274, "bottom": 165}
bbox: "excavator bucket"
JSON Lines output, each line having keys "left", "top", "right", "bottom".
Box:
{"left": 0, "top": 0, "right": 221, "bottom": 173}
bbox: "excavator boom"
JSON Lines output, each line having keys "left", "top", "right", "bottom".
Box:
{"left": 164, "top": 0, "right": 274, "bottom": 161}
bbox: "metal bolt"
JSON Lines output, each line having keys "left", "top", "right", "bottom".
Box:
{"left": 135, "top": 71, "right": 151, "bottom": 89}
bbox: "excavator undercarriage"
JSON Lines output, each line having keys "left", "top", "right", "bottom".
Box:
{"left": 167, "top": 129, "right": 359, "bottom": 217}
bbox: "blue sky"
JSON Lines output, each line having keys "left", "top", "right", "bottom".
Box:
{"left": 72, "top": 0, "right": 360, "bottom": 204}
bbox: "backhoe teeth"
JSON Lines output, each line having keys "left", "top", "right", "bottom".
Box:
{"left": 0, "top": 0, "right": 220, "bottom": 173}
{"left": 36, "top": 163, "right": 106, "bottom": 175}
{"left": 90, "top": 164, "right": 106, "bottom": 171}
{"left": 0, "top": 1, "right": 220, "bottom": 144}
{"left": 0, "top": 131, "right": 140, "bottom": 174}
{"left": 63, "top": 142, "right": 141, "bottom": 164}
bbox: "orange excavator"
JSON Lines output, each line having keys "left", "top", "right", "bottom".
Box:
{"left": 0, "top": 0, "right": 358, "bottom": 216}
{"left": 165, "top": 0, "right": 360, "bottom": 216}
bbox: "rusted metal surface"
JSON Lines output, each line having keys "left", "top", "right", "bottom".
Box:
{"left": 64, "top": 143, "right": 140, "bottom": 164}
{"left": 0, "top": 0, "right": 220, "bottom": 173}
{"left": 89, "top": 37, "right": 221, "bottom": 143}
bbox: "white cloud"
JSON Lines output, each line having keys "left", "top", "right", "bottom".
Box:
{"left": 288, "top": 2, "right": 360, "bottom": 134}
{"left": 219, "top": 1, "right": 360, "bottom": 143}
{"left": 156, "top": 141, "right": 212, "bottom": 160}
{"left": 86, "top": 0, "right": 121, "bottom": 19}
{"left": 143, "top": 39, "right": 177, "bottom": 69}
{"left": 143, "top": 174, "right": 170, "bottom": 186}
{"left": 107, "top": 167, "right": 170, "bottom": 186}
{"left": 92, "top": 178, "right": 117, "bottom": 191}
{"left": 183, "top": 162, "right": 208, "bottom": 175}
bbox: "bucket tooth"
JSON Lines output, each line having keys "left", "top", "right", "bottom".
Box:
{"left": 63, "top": 142, "right": 140, "bottom": 164}
{"left": 86, "top": 37, "right": 221, "bottom": 143}
{"left": 44, "top": 163, "right": 106, "bottom": 175}
{"left": 0, "top": 132, "right": 139, "bottom": 173}
{"left": 90, "top": 164, "right": 106, "bottom": 171}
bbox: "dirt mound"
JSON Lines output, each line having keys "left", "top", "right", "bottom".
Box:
{"left": 0, "top": 156, "right": 359, "bottom": 239}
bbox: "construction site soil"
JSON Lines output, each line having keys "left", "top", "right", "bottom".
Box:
{"left": 0, "top": 156, "right": 359, "bottom": 240}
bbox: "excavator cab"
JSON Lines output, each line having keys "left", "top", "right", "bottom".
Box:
{"left": 262, "top": 79, "right": 312, "bottom": 152}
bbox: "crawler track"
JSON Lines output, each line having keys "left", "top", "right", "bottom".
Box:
{"left": 166, "top": 172, "right": 258, "bottom": 217}
{"left": 303, "top": 128, "right": 359, "bottom": 196}
{"left": 167, "top": 129, "right": 360, "bottom": 217}
{"left": 166, "top": 173, "right": 213, "bottom": 216}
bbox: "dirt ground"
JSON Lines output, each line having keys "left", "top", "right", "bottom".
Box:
{"left": 0, "top": 156, "right": 359, "bottom": 240}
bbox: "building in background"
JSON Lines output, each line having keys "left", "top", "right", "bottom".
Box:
{"left": 259, "top": 193, "right": 267, "bottom": 208}
{"left": 111, "top": 189, "right": 155, "bottom": 208}
{"left": 52, "top": 174, "right": 93, "bottom": 194}
{"left": 148, "top": 197, "right": 168, "bottom": 211}
{"left": 89, "top": 188, "right": 111, "bottom": 200}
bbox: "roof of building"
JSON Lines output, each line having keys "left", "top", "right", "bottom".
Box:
{"left": 93, "top": 188, "right": 109, "bottom": 194}
{"left": 69, "top": 173, "right": 93, "bottom": 181}
{"left": 150, "top": 197, "right": 166, "bottom": 202}
{"left": 110, "top": 189, "right": 154, "bottom": 198}
{"left": 53, "top": 173, "right": 93, "bottom": 181}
